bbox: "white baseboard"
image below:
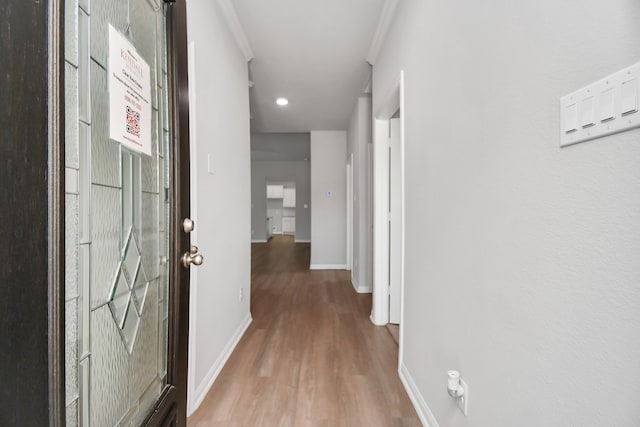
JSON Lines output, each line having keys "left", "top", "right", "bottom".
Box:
{"left": 251, "top": 239, "right": 267, "bottom": 243}
{"left": 399, "top": 363, "right": 440, "bottom": 427}
{"left": 187, "top": 313, "right": 253, "bottom": 416}
{"left": 309, "top": 264, "right": 347, "bottom": 270}
{"left": 295, "top": 239, "right": 311, "bottom": 243}
{"left": 351, "top": 277, "right": 372, "bottom": 293}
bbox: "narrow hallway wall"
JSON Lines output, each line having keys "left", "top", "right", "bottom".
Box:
{"left": 186, "top": 0, "right": 251, "bottom": 415}
{"left": 373, "top": 1, "right": 640, "bottom": 426}
{"left": 347, "top": 96, "right": 373, "bottom": 292}
{"left": 310, "top": 131, "right": 347, "bottom": 269}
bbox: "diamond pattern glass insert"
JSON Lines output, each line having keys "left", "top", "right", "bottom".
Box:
{"left": 65, "top": 2, "right": 171, "bottom": 425}
{"left": 132, "top": 264, "right": 149, "bottom": 315}
{"left": 122, "top": 228, "right": 141, "bottom": 283}
{"left": 121, "top": 299, "right": 141, "bottom": 353}
{"left": 109, "top": 267, "right": 131, "bottom": 329}
{"left": 108, "top": 227, "right": 147, "bottom": 353}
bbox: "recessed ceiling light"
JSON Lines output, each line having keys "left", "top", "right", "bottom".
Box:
{"left": 276, "top": 97, "right": 289, "bottom": 106}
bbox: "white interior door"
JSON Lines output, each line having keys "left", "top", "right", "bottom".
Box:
{"left": 389, "top": 118, "right": 402, "bottom": 324}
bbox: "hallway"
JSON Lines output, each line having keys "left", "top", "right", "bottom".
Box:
{"left": 188, "top": 235, "right": 420, "bottom": 426}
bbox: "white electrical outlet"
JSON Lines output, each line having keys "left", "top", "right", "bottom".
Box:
{"left": 458, "top": 379, "right": 468, "bottom": 416}
{"left": 239, "top": 288, "right": 244, "bottom": 302}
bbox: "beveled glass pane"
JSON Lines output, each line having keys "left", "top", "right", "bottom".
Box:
{"left": 89, "top": 0, "right": 128, "bottom": 68}
{"left": 132, "top": 264, "right": 149, "bottom": 315}
{"left": 109, "top": 267, "right": 131, "bottom": 329}
{"left": 66, "top": 399, "right": 79, "bottom": 427}
{"left": 78, "top": 244, "right": 90, "bottom": 358}
{"left": 141, "top": 192, "right": 160, "bottom": 280}
{"left": 121, "top": 151, "right": 133, "bottom": 238}
{"left": 65, "top": 194, "right": 79, "bottom": 299}
{"left": 90, "top": 307, "right": 130, "bottom": 426}
{"left": 65, "top": 63, "right": 79, "bottom": 169}
{"left": 78, "top": 121, "right": 91, "bottom": 244}
{"left": 64, "top": 0, "right": 79, "bottom": 67}
{"left": 121, "top": 298, "right": 141, "bottom": 354}
{"left": 129, "top": 0, "right": 158, "bottom": 109}
{"left": 77, "top": 7, "right": 90, "bottom": 123}
{"left": 135, "top": 380, "right": 161, "bottom": 426}
{"left": 122, "top": 230, "right": 141, "bottom": 284}
{"left": 131, "top": 283, "right": 159, "bottom": 400}
{"left": 90, "top": 61, "right": 120, "bottom": 187}
{"left": 132, "top": 155, "right": 142, "bottom": 233}
{"left": 90, "top": 185, "right": 122, "bottom": 309}
{"left": 65, "top": 298, "right": 79, "bottom": 404}
{"left": 79, "top": 357, "right": 89, "bottom": 426}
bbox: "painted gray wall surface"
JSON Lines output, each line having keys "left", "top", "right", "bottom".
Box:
{"left": 186, "top": 0, "right": 251, "bottom": 414}
{"left": 310, "top": 131, "right": 347, "bottom": 267}
{"left": 347, "top": 97, "right": 373, "bottom": 290}
{"left": 251, "top": 132, "right": 311, "bottom": 161}
{"left": 251, "top": 161, "right": 311, "bottom": 241}
{"left": 374, "top": 1, "right": 640, "bottom": 426}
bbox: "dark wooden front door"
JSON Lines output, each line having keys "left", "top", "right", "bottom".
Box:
{"left": 0, "top": 0, "right": 192, "bottom": 426}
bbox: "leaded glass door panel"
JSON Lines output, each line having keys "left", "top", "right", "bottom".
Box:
{"left": 63, "top": 0, "right": 192, "bottom": 425}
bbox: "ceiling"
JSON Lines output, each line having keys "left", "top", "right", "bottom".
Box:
{"left": 231, "top": 0, "right": 386, "bottom": 133}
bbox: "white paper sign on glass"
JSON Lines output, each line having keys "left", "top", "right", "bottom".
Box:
{"left": 108, "top": 24, "right": 152, "bottom": 156}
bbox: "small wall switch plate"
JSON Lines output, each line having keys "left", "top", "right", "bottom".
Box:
{"left": 239, "top": 288, "right": 244, "bottom": 302}
{"left": 207, "top": 153, "right": 214, "bottom": 174}
{"left": 458, "top": 379, "right": 468, "bottom": 416}
{"left": 560, "top": 61, "right": 640, "bottom": 147}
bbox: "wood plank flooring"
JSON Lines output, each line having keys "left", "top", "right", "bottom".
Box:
{"left": 188, "top": 235, "right": 421, "bottom": 427}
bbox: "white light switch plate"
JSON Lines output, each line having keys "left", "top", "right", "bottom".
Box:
{"left": 207, "top": 153, "right": 214, "bottom": 174}
{"left": 560, "top": 61, "right": 640, "bottom": 147}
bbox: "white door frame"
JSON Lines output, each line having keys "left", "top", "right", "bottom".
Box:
{"left": 389, "top": 118, "right": 402, "bottom": 324}
{"left": 346, "top": 154, "right": 354, "bottom": 272}
{"left": 372, "top": 71, "right": 405, "bottom": 335}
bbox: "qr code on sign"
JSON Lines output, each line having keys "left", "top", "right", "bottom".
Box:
{"left": 126, "top": 106, "right": 141, "bottom": 137}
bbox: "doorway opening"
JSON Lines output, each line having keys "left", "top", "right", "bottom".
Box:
{"left": 372, "top": 71, "right": 405, "bottom": 366}
{"left": 266, "top": 182, "right": 297, "bottom": 240}
{"left": 346, "top": 153, "right": 354, "bottom": 273}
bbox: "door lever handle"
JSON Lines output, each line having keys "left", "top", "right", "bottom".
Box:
{"left": 182, "top": 245, "right": 204, "bottom": 268}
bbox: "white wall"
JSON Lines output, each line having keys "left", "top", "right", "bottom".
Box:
{"left": 347, "top": 97, "right": 373, "bottom": 292}
{"left": 251, "top": 162, "right": 311, "bottom": 242}
{"left": 186, "top": 0, "right": 251, "bottom": 415}
{"left": 251, "top": 132, "right": 311, "bottom": 162}
{"left": 310, "top": 131, "right": 347, "bottom": 269}
{"left": 374, "top": 1, "right": 640, "bottom": 426}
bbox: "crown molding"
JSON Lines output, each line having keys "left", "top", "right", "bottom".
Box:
{"left": 365, "top": 0, "right": 399, "bottom": 66}
{"left": 217, "top": 0, "right": 255, "bottom": 62}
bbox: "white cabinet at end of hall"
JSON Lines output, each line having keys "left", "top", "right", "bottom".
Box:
{"left": 282, "top": 188, "right": 296, "bottom": 207}
{"left": 266, "top": 185, "right": 284, "bottom": 199}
